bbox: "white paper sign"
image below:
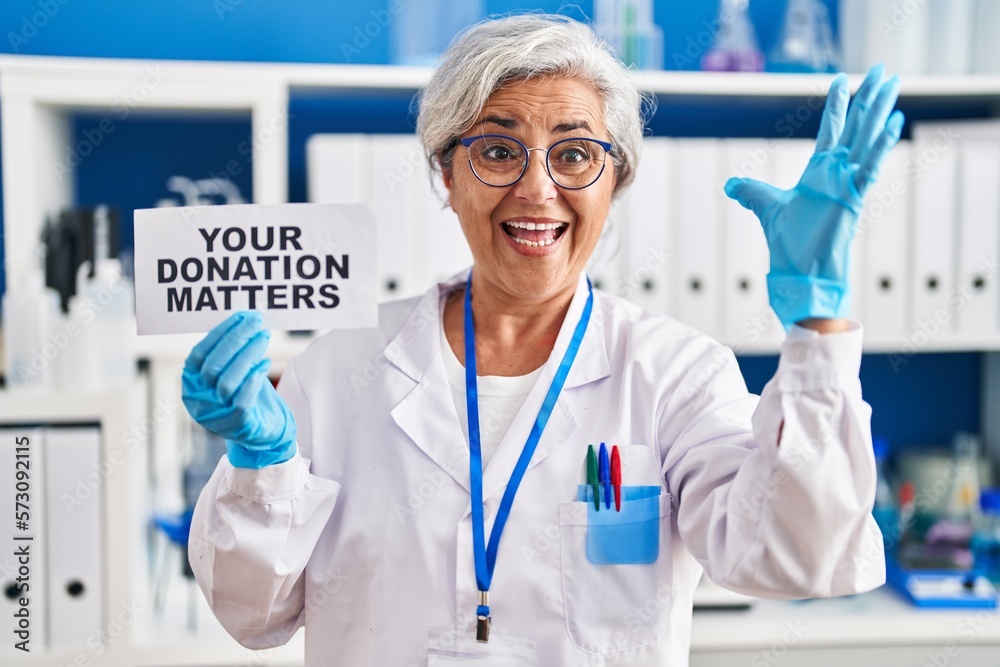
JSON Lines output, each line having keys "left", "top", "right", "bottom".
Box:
{"left": 133, "top": 203, "right": 377, "bottom": 335}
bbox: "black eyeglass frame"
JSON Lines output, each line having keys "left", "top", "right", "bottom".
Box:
{"left": 459, "top": 134, "right": 615, "bottom": 190}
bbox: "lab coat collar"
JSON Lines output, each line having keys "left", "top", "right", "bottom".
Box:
{"left": 384, "top": 269, "right": 609, "bottom": 388}
{"left": 386, "top": 269, "right": 610, "bottom": 496}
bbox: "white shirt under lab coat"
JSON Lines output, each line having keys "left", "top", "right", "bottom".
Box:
{"left": 189, "top": 270, "right": 885, "bottom": 666}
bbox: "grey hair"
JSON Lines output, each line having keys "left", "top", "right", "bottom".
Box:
{"left": 415, "top": 13, "right": 653, "bottom": 197}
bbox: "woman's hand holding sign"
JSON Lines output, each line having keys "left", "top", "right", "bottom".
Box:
{"left": 181, "top": 310, "right": 297, "bottom": 469}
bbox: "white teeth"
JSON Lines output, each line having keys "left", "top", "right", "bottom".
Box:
{"left": 513, "top": 237, "right": 555, "bottom": 247}
{"left": 504, "top": 221, "right": 565, "bottom": 231}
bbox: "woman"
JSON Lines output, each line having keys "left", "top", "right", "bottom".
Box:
{"left": 182, "top": 14, "right": 903, "bottom": 665}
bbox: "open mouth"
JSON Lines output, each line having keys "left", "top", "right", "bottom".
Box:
{"left": 501, "top": 221, "right": 568, "bottom": 248}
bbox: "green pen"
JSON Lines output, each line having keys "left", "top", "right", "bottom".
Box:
{"left": 587, "top": 444, "right": 600, "bottom": 511}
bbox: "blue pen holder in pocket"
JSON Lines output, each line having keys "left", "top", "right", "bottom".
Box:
{"left": 576, "top": 485, "right": 661, "bottom": 565}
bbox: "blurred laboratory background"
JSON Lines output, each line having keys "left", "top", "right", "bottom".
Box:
{"left": 1, "top": 1, "right": 1000, "bottom": 666}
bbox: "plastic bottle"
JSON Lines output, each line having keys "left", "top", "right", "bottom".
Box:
{"left": 60, "top": 262, "right": 103, "bottom": 391}
{"left": 2, "top": 249, "right": 62, "bottom": 390}
{"left": 872, "top": 437, "right": 900, "bottom": 553}
{"left": 60, "top": 259, "right": 135, "bottom": 391}
{"left": 60, "top": 206, "right": 136, "bottom": 391}
{"left": 971, "top": 489, "right": 1000, "bottom": 584}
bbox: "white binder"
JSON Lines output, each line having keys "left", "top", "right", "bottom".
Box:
{"left": 0, "top": 426, "right": 47, "bottom": 652}
{"left": 672, "top": 139, "right": 723, "bottom": 337}
{"left": 43, "top": 426, "right": 102, "bottom": 650}
{"left": 859, "top": 141, "right": 911, "bottom": 338}
{"left": 369, "top": 135, "right": 426, "bottom": 301}
{"left": 910, "top": 125, "right": 959, "bottom": 335}
{"left": 306, "top": 133, "right": 369, "bottom": 205}
{"left": 955, "top": 139, "right": 1000, "bottom": 334}
{"left": 421, "top": 160, "right": 472, "bottom": 286}
{"left": 720, "top": 139, "right": 782, "bottom": 346}
{"left": 621, "top": 137, "right": 673, "bottom": 315}
{"left": 308, "top": 133, "right": 424, "bottom": 302}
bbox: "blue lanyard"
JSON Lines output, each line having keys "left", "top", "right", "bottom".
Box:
{"left": 463, "top": 273, "right": 593, "bottom": 638}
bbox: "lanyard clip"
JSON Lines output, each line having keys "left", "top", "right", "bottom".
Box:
{"left": 476, "top": 590, "right": 491, "bottom": 643}
{"left": 476, "top": 614, "right": 491, "bottom": 643}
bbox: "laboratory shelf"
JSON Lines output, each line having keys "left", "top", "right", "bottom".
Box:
{"left": 5, "top": 54, "right": 1000, "bottom": 99}
{"left": 0, "top": 377, "right": 146, "bottom": 422}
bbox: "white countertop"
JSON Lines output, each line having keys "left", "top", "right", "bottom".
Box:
{"left": 691, "top": 586, "right": 999, "bottom": 652}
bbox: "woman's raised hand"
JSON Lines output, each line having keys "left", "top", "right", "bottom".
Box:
{"left": 724, "top": 64, "right": 905, "bottom": 330}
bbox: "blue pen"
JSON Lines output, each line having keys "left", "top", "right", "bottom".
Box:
{"left": 599, "top": 442, "right": 611, "bottom": 510}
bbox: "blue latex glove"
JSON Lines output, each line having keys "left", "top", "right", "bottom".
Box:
{"left": 724, "top": 64, "right": 905, "bottom": 329}
{"left": 181, "top": 311, "right": 297, "bottom": 469}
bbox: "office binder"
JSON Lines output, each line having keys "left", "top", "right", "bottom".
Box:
{"left": 0, "top": 426, "right": 47, "bottom": 652}
{"left": 860, "top": 141, "right": 911, "bottom": 338}
{"left": 721, "top": 139, "right": 782, "bottom": 346}
{"left": 954, "top": 139, "right": 1000, "bottom": 335}
{"left": 370, "top": 135, "right": 425, "bottom": 301}
{"left": 910, "top": 124, "right": 960, "bottom": 336}
{"left": 306, "top": 133, "right": 369, "bottom": 206}
{"left": 309, "top": 133, "right": 423, "bottom": 302}
{"left": 421, "top": 156, "right": 472, "bottom": 287}
{"left": 672, "top": 139, "right": 723, "bottom": 337}
{"left": 43, "top": 425, "right": 102, "bottom": 650}
{"left": 621, "top": 137, "right": 673, "bottom": 315}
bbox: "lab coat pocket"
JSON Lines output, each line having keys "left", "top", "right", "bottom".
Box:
{"left": 558, "top": 492, "right": 673, "bottom": 655}
{"left": 578, "top": 485, "right": 661, "bottom": 565}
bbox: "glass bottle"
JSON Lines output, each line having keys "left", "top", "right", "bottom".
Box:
{"left": 871, "top": 437, "right": 899, "bottom": 553}
{"left": 944, "top": 432, "right": 982, "bottom": 523}
{"left": 701, "top": 0, "right": 764, "bottom": 72}
{"left": 767, "top": 0, "right": 838, "bottom": 73}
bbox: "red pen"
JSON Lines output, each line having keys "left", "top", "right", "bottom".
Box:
{"left": 611, "top": 445, "right": 622, "bottom": 511}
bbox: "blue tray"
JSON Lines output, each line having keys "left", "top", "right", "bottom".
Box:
{"left": 885, "top": 556, "right": 998, "bottom": 609}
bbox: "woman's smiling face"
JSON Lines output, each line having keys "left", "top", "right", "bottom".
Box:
{"left": 443, "top": 76, "right": 617, "bottom": 303}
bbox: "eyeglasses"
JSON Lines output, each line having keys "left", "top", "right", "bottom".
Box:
{"left": 459, "top": 134, "right": 614, "bottom": 190}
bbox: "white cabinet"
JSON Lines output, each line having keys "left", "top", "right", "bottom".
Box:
{"left": 0, "top": 378, "right": 307, "bottom": 666}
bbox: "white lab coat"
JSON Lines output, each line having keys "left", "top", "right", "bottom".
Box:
{"left": 189, "top": 270, "right": 885, "bottom": 666}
